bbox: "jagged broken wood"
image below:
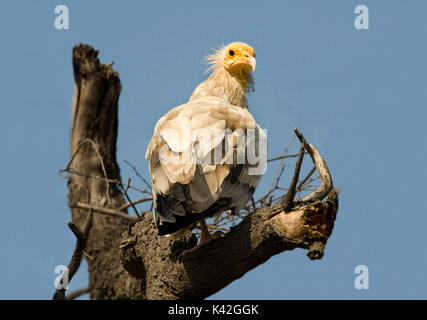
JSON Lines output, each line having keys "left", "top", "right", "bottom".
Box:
{"left": 57, "top": 43, "right": 340, "bottom": 300}
{"left": 62, "top": 44, "right": 145, "bottom": 299}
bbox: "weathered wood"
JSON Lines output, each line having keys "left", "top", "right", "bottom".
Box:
{"left": 120, "top": 188, "right": 339, "bottom": 299}
{"left": 294, "top": 128, "right": 334, "bottom": 202}
{"left": 281, "top": 144, "right": 305, "bottom": 212}
{"left": 67, "top": 44, "right": 144, "bottom": 299}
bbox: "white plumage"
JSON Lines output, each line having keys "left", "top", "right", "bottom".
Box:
{"left": 146, "top": 42, "right": 265, "bottom": 249}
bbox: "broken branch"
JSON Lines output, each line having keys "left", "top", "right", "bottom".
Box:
{"left": 294, "top": 128, "right": 334, "bottom": 203}
{"left": 53, "top": 209, "right": 93, "bottom": 300}
{"left": 281, "top": 144, "right": 305, "bottom": 212}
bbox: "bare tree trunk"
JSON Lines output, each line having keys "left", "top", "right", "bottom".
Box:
{"left": 62, "top": 44, "right": 339, "bottom": 300}
{"left": 66, "top": 44, "right": 145, "bottom": 299}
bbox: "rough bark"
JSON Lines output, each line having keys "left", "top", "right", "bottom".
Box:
{"left": 63, "top": 44, "right": 339, "bottom": 300}
{"left": 120, "top": 189, "right": 339, "bottom": 299}
{"left": 67, "top": 44, "right": 144, "bottom": 299}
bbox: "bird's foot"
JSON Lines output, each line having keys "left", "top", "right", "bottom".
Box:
{"left": 181, "top": 231, "right": 223, "bottom": 255}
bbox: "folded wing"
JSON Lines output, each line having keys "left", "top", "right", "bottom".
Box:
{"left": 146, "top": 97, "right": 264, "bottom": 235}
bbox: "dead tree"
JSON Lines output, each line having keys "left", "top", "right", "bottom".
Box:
{"left": 56, "top": 44, "right": 339, "bottom": 300}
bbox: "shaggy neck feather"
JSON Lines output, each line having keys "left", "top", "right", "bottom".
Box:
{"left": 190, "top": 65, "right": 254, "bottom": 109}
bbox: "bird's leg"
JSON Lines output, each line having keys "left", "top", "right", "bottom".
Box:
{"left": 183, "top": 219, "right": 221, "bottom": 254}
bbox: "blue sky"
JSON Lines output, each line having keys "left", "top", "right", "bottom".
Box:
{"left": 0, "top": 0, "right": 426, "bottom": 299}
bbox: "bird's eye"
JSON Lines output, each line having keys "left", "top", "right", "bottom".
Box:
{"left": 229, "top": 50, "right": 235, "bottom": 56}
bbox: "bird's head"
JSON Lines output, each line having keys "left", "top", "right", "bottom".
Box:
{"left": 206, "top": 42, "right": 256, "bottom": 92}
{"left": 223, "top": 42, "right": 256, "bottom": 74}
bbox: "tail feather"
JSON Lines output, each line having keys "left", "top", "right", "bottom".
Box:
{"left": 156, "top": 198, "right": 230, "bottom": 235}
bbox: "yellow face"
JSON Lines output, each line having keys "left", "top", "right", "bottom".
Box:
{"left": 223, "top": 42, "right": 256, "bottom": 74}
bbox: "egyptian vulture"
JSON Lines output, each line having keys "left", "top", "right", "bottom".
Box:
{"left": 146, "top": 42, "right": 266, "bottom": 252}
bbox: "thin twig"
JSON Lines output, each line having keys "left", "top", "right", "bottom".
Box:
{"left": 123, "top": 160, "right": 152, "bottom": 191}
{"left": 267, "top": 152, "right": 308, "bottom": 163}
{"left": 72, "top": 202, "right": 139, "bottom": 221}
{"left": 296, "top": 166, "right": 316, "bottom": 191}
{"left": 261, "top": 136, "right": 295, "bottom": 203}
{"left": 83, "top": 251, "right": 94, "bottom": 261}
{"left": 63, "top": 138, "right": 111, "bottom": 204}
{"left": 66, "top": 287, "right": 90, "bottom": 300}
{"left": 119, "top": 197, "right": 153, "bottom": 210}
{"left": 251, "top": 197, "right": 256, "bottom": 210}
{"left": 61, "top": 168, "right": 151, "bottom": 195}
{"left": 118, "top": 178, "right": 141, "bottom": 218}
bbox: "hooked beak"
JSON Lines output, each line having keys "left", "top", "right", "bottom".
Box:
{"left": 248, "top": 56, "right": 256, "bottom": 72}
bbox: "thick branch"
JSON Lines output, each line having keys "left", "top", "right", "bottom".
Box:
{"left": 120, "top": 187, "right": 339, "bottom": 299}
{"left": 119, "top": 126, "right": 339, "bottom": 299}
